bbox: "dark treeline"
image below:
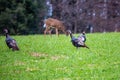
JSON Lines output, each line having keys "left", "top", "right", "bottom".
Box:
{"left": 51, "top": 0, "right": 120, "bottom": 33}
{"left": 0, "top": 0, "right": 45, "bottom": 35}
{"left": 0, "top": 0, "right": 120, "bottom": 35}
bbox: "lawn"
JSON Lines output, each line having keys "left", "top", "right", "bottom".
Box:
{"left": 0, "top": 33, "right": 120, "bottom": 80}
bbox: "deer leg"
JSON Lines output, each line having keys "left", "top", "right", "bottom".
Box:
{"left": 48, "top": 29, "right": 52, "bottom": 36}
{"left": 44, "top": 26, "right": 50, "bottom": 35}
{"left": 44, "top": 29, "right": 47, "bottom": 35}
{"left": 55, "top": 28, "right": 59, "bottom": 36}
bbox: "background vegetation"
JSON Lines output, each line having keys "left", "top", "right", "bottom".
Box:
{"left": 0, "top": 0, "right": 45, "bottom": 35}
{"left": 52, "top": 0, "right": 120, "bottom": 33}
{"left": 0, "top": 0, "right": 120, "bottom": 35}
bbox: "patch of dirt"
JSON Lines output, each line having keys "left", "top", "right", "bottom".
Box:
{"left": 30, "top": 52, "right": 48, "bottom": 57}
{"left": 51, "top": 55, "right": 69, "bottom": 61}
{"left": 30, "top": 52, "right": 69, "bottom": 61}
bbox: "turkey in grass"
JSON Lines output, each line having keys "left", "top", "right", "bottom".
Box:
{"left": 67, "top": 30, "right": 89, "bottom": 49}
{"left": 4, "top": 29, "right": 19, "bottom": 51}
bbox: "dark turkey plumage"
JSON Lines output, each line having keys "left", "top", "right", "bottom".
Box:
{"left": 4, "top": 29, "right": 19, "bottom": 51}
{"left": 67, "top": 30, "right": 89, "bottom": 49}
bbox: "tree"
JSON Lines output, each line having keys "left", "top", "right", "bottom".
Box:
{"left": 51, "top": 0, "right": 120, "bottom": 33}
{"left": 0, "top": 0, "right": 45, "bottom": 35}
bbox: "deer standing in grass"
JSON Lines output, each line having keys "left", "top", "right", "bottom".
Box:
{"left": 44, "top": 18, "right": 68, "bottom": 36}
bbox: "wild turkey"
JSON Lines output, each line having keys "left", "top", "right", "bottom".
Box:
{"left": 67, "top": 30, "right": 89, "bottom": 49}
{"left": 4, "top": 29, "right": 19, "bottom": 51}
{"left": 78, "top": 31, "right": 86, "bottom": 42}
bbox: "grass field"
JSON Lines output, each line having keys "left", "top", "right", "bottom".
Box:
{"left": 0, "top": 33, "right": 120, "bottom": 80}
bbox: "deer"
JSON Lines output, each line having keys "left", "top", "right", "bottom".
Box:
{"left": 44, "top": 18, "right": 69, "bottom": 36}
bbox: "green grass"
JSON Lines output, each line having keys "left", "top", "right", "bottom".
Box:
{"left": 0, "top": 33, "right": 120, "bottom": 80}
